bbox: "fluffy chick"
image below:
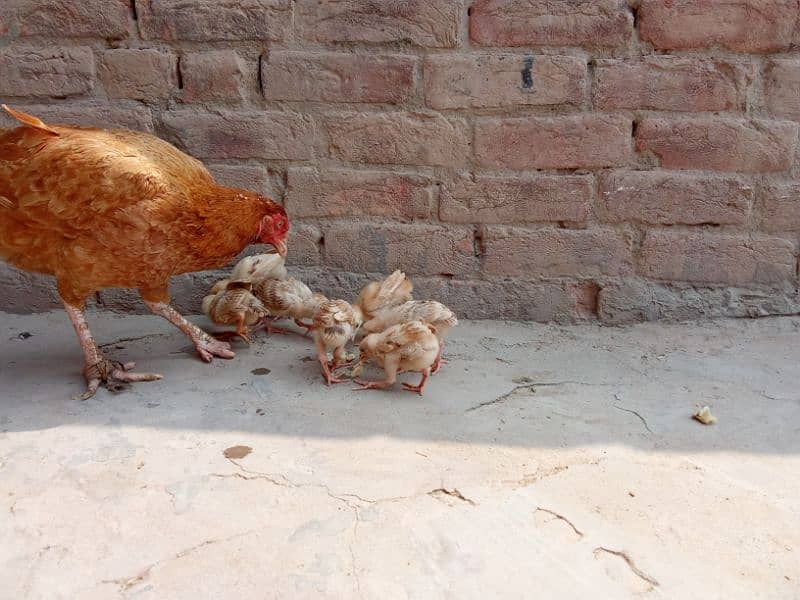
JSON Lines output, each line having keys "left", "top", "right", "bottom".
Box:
{"left": 310, "top": 299, "right": 363, "bottom": 385}
{"left": 362, "top": 300, "right": 457, "bottom": 374}
{"left": 353, "top": 321, "right": 440, "bottom": 396}
{"left": 202, "top": 280, "right": 268, "bottom": 343}
{"left": 229, "top": 252, "right": 288, "bottom": 283}
{"left": 253, "top": 276, "right": 327, "bottom": 335}
{"left": 355, "top": 270, "right": 413, "bottom": 322}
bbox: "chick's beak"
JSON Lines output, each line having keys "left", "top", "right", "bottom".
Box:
{"left": 273, "top": 239, "right": 288, "bottom": 257}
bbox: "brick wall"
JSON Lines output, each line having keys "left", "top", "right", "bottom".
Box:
{"left": 2, "top": 0, "right": 800, "bottom": 323}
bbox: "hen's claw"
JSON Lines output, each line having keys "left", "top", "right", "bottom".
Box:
{"left": 76, "top": 359, "right": 163, "bottom": 401}
{"left": 195, "top": 336, "right": 235, "bottom": 362}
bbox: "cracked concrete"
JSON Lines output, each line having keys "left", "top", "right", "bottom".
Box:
{"left": 1, "top": 311, "right": 799, "bottom": 599}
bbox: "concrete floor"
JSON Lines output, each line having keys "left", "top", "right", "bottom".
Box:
{"left": 0, "top": 310, "right": 799, "bottom": 599}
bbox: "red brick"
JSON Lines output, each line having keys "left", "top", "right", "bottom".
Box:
{"left": 297, "top": 0, "right": 459, "bottom": 47}
{"left": 0, "top": 0, "right": 132, "bottom": 39}
{"left": 636, "top": 118, "right": 798, "bottom": 173}
{"left": 324, "top": 223, "right": 477, "bottom": 276}
{"left": 440, "top": 173, "right": 592, "bottom": 224}
{"left": 161, "top": 110, "right": 314, "bottom": 160}
{"left": 136, "top": 0, "right": 290, "bottom": 41}
{"left": 482, "top": 227, "right": 633, "bottom": 277}
{"left": 263, "top": 51, "right": 415, "bottom": 104}
{"left": 285, "top": 168, "right": 435, "bottom": 220}
{"left": 424, "top": 54, "right": 586, "bottom": 110}
{"left": 638, "top": 0, "right": 799, "bottom": 52}
{"left": 99, "top": 49, "right": 177, "bottom": 101}
{"left": 764, "top": 59, "right": 800, "bottom": 121}
{"left": 475, "top": 115, "right": 632, "bottom": 170}
{"left": 640, "top": 232, "right": 795, "bottom": 285}
{"left": 0, "top": 103, "right": 154, "bottom": 132}
{"left": 594, "top": 57, "right": 750, "bottom": 112}
{"left": 761, "top": 181, "right": 800, "bottom": 232}
{"left": 207, "top": 164, "right": 276, "bottom": 198}
{"left": 598, "top": 171, "right": 753, "bottom": 226}
{"left": 180, "top": 51, "right": 250, "bottom": 104}
{"left": 287, "top": 223, "right": 322, "bottom": 267}
{"left": 0, "top": 46, "right": 94, "bottom": 97}
{"left": 470, "top": 0, "right": 632, "bottom": 47}
{"left": 325, "top": 112, "right": 470, "bottom": 168}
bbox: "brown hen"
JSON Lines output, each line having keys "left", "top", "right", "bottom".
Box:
{"left": 0, "top": 106, "right": 289, "bottom": 398}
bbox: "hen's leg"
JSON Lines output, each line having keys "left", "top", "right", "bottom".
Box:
{"left": 143, "top": 300, "right": 235, "bottom": 362}
{"left": 64, "top": 303, "right": 162, "bottom": 400}
{"left": 402, "top": 369, "right": 430, "bottom": 396}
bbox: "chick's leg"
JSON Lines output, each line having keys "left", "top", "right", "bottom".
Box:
{"left": 143, "top": 300, "right": 235, "bottom": 362}
{"left": 64, "top": 303, "right": 162, "bottom": 400}
{"left": 431, "top": 340, "right": 448, "bottom": 375}
{"left": 315, "top": 338, "right": 346, "bottom": 385}
{"left": 402, "top": 369, "right": 430, "bottom": 396}
{"left": 354, "top": 354, "right": 399, "bottom": 392}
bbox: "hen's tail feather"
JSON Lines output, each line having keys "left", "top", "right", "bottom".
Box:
{"left": 2, "top": 105, "right": 60, "bottom": 136}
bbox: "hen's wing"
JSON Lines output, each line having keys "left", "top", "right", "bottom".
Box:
{"left": 0, "top": 108, "right": 211, "bottom": 234}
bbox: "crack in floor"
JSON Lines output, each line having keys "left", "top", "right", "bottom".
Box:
{"left": 593, "top": 547, "right": 659, "bottom": 588}
{"left": 613, "top": 395, "right": 653, "bottom": 434}
{"left": 535, "top": 507, "right": 584, "bottom": 537}
{"left": 466, "top": 381, "right": 615, "bottom": 413}
{"left": 428, "top": 487, "right": 476, "bottom": 506}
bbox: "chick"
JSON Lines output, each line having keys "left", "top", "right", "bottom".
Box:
{"left": 355, "top": 270, "right": 414, "bottom": 321}
{"left": 202, "top": 280, "right": 268, "bottom": 343}
{"left": 310, "top": 299, "right": 363, "bottom": 385}
{"left": 362, "top": 300, "right": 457, "bottom": 374}
{"left": 253, "top": 277, "right": 327, "bottom": 336}
{"left": 353, "top": 321, "right": 440, "bottom": 396}
{"left": 229, "top": 252, "right": 288, "bottom": 283}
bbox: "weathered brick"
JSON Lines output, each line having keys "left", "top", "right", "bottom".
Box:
{"left": 470, "top": 0, "right": 633, "bottom": 47}
{"left": 324, "top": 223, "right": 477, "bottom": 276}
{"left": 136, "top": 0, "right": 291, "bottom": 41}
{"left": 0, "top": 0, "right": 132, "bottom": 39}
{"left": 440, "top": 173, "right": 592, "bottom": 224}
{"left": 161, "top": 110, "right": 314, "bottom": 160}
{"left": 180, "top": 51, "right": 249, "bottom": 104}
{"left": 326, "top": 112, "right": 470, "bottom": 168}
{"left": 285, "top": 168, "right": 435, "bottom": 220}
{"left": 482, "top": 227, "right": 633, "bottom": 277}
{"left": 764, "top": 59, "right": 800, "bottom": 121}
{"left": 287, "top": 223, "right": 322, "bottom": 267}
{"left": 475, "top": 115, "right": 632, "bottom": 170}
{"left": 297, "top": 0, "right": 459, "bottom": 47}
{"left": 99, "top": 49, "right": 176, "bottom": 101}
{"left": 424, "top": 54, "right": 586, "bottom": 110}
{"left": 636, "top": 118, "right": 798, "bottom": 173}
{"left": 761, "top": 181, "right": 800, "bottom": 232}
{"left": 0, "top": 46, "right": 94, "bottom": 97}
{"left": 263, "top": 51, "right": 416, "bottom": 104}
{"left": 0, "top": 103, "right": 154, "bottom": 132}
{"left": 639, "top": 232, "right": 795, "bottom": 285}
{"left": 207, "top": 164, "right": 275, "bottom": 198}
{"left": 639, "top": 0, "right": 799, "bottom": 52}
{"left": 598, "top": 171, "right": 753, "bottom": 226}
{"left": 594, "top": 57, "right": 750, "bottom": 112}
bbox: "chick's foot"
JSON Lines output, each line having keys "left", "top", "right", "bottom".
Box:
{"left": 77, "top": 359, "right": 162, "bottom": 401}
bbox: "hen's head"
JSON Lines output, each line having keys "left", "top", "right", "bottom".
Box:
{"left": 255, "top": 204, "right": 290, "bottom": 257}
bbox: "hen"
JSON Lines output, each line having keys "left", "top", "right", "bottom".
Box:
{"left": 202, "top": 280, "right": 268, "bottom": 343}
{"left": 354, "top": 321, "right": 440, "bottom": 395}
{"left": 362, "top": 300, "right": 457, "bottom": 374}
{"left": 0, "top": 106, "right": 289, "bottom": 398}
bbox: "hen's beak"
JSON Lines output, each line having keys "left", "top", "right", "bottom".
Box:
{"left": 273, "top": 239, "right": 288, "bottom": 258}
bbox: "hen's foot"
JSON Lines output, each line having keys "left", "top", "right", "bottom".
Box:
{"left": 195, "top": 336, "right": 235, "bottom": 362}
{"left": 77, "top": 359, "right": 162, "bottom": 401}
